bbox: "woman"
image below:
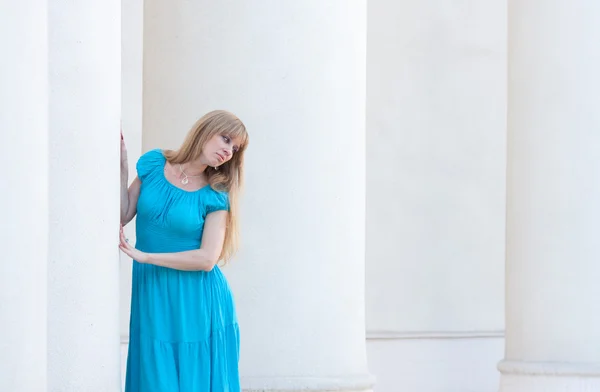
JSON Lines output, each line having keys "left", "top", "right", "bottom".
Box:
{"left": 119, "top": 110, "right": 248, "bottom": 391}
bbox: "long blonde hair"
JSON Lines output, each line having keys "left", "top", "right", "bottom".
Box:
{"left": 163, "top": 110, "right": 249, "bottom": 264}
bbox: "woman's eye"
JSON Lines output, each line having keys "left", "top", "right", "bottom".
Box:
{"left": 222, "top": 135, "right": 230, "bottom": 143}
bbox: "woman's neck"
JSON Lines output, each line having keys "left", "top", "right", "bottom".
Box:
{"left": 181, "top": 159, "right": 207, "bottom": 176}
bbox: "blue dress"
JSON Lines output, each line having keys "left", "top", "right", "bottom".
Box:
{"left": 125, "top": 149, "right": 240, "bottom": 392}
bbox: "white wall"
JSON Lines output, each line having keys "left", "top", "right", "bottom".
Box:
{"left": 366, "top": 1, "right": 507, "bottom": 390}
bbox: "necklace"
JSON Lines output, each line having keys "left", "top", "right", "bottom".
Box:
{"left": 178, "top": 164, "right": 204, "bottom": 185}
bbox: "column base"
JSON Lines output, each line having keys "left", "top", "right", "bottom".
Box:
{"left": 241, "top": 374, "right": 375, "bottom": 392}
{"left": 499, "top": 360, "right": 600, "bottom": 392}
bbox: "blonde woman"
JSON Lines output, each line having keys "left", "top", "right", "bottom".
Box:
{"left": 119, "top": 110, "right": 248, "bottom": 391}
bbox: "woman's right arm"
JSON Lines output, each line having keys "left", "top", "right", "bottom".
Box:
{"left": 121, "top": 176, "right": 141, "bottom": 226}
{"left": 120, "top": 130, "right": 141, "bottom": 226}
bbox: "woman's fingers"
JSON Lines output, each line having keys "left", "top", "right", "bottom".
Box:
{"left": 118, "top": 224, "right": 142, "bottom": 261}
{"left": 119, "top": 238, "right": 132, "bottom": 256}
{"left": 119, "top": 226, "right": 131, "bottom": 248}
{"left": 121, "top": 231, "right": 129, "bottom": 247}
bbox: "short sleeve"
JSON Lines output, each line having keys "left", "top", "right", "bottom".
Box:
{"left": 206, "top": 190, "right": 230, "bottom": 214}
{"left": 136, "top": 149, "right": 164, "bottom": 182}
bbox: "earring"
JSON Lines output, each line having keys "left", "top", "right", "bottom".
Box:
{"left": 214, "top": 166, "right": 219, "bottom": 171}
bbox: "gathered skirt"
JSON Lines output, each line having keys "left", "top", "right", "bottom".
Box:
{"left": 125, "top": 262, "right": 240, "bottom": 392}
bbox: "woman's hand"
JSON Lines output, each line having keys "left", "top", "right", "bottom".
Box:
{"left": 119, "top": 225, "right": 148, "bottom": 263}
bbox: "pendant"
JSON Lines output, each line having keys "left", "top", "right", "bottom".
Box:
{"left": 181, "top": 176, "right": 189, "bottom": 185}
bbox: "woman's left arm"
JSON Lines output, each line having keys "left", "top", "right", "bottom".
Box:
{"left": 119, "top": 210, "right": 228, "bottom": 271}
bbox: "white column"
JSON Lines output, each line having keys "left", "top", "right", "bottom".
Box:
{"left": 120, "top": 0, "right": 144, "bottom": 387}
{"left": 47, "top": 1, "right": 121, "bottom": 391}
{"left": 142, "top": 0, "right": 373, "bottom": 390}
{"left": 0, "top": 2, "right": 48, "bottom": 391}
{"left": 499, "top": 2, "right": 600, "bottom": 391}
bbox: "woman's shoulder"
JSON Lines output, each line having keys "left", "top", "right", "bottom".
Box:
{"left": 204, "top": 186, "right": 229, "bottom": 213}
{"left": 136, "top": 148, "right": 165, "bottom": 180}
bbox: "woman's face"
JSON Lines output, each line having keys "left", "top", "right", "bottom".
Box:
{"left": 201, "top": 133, "right": 242, "bottom": 167}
